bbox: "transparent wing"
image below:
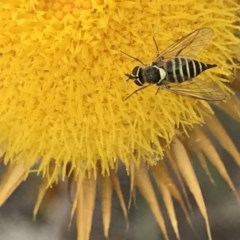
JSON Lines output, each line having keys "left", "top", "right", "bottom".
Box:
{"left": 161, "top": 80, "right": 227, "bottom": 101}
{"left": 153, "top": 28, "right": 213, "bottom": 65}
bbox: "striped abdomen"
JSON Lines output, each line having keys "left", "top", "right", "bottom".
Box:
{"left": 163, "top": 58, "right": 217, "bottom": 83}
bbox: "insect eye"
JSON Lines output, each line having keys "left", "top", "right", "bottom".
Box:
{"left": 132, "top": 66, "right": 141, "bottom": 76}
{"left": 134, "top": 80, "right": 143, "bottom": 86}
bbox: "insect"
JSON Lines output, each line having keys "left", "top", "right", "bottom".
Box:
{"left": 123, "top": 27, "right": 226, "bottom": 101}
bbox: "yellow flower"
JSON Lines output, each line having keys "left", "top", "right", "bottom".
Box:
{"left": 0, "top": 1, "right": 239, "bottom": 240}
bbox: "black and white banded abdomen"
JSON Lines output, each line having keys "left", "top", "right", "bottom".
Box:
{"left": 163, "top": 58, "right": 217, "bottom": 83}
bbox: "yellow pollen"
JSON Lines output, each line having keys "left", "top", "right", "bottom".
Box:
{"left": 38, "top": 0, "right": 93, "bottom": 19}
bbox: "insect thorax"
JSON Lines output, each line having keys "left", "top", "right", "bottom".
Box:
{"left": 142, "top": 65, "right": 166, "bottom": 84}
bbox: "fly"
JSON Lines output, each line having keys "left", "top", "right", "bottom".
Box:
{"left": 122, "top": 27, "right": 226, "bottom": 101}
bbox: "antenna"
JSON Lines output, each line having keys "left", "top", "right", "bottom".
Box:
{"left": 124, "top": 73, "right": 138, "bottom": 81}
{"left": 120, "top": 51, "right": 145, "bottom": 65}
{"left": 153, "top": 36, "right": 160, "bottom": 55}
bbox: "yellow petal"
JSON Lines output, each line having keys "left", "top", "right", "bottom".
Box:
{"left": 216, "top": 95, "right": 240, "bottom": 121}
{"left": 192, "top": 127, "right": 240, "bottom": 203}
{"left": 100, "top": 175, "right": 113, "bottom": 238}
{"left": 135, "top": 164, "right": 169, "bottom": 240}
{"left": 76, "top": 176, "right": 97, "bottom": 240}
{"left": 171, "top": 137, "right": 212, "bottom": 240}
{"left": 0, "top": 162, "right": 30, "bottom": 207}
{"left": 206, "top": 116, "right": 240, "bottom": 166}
{"left": 195, "top": 149, "right": 215, "bottom": 184}
{"left": 165, "top": 150, "right": 192, "bottom": 212}
{"left": 110, "top": 170, "right": 128, "bottom": 224}
{"left": 160, "top": 184, "right": 179, "bottom": 240}
{"left": 152, "top": 170, "right": 180, "bottom": 240}
{"left": 128, "top": 163, "right": 135, "bottom": 210}
{"left": 151, "top": 162, "right": 192, "bottom": 229}
{"left": 33, "top": 180, "right": 48, "bottom": 220}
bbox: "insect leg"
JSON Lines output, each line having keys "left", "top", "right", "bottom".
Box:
{"left": 152, "top": 37, "right": 165, "bottom": 65}
{"left": 155, "top": 82, "right": 169, "bottom": 95}
{"left": 123, "top": 85, "right": 150, "bottom": 101}
{"left": 155, "top": 87, "right": 161, "bottom": 95}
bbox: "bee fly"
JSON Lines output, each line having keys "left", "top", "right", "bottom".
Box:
{"left": 122, "top": 27, "right": 225, "bottom": 101}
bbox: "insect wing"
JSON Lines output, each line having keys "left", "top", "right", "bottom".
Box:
{"left": 162, "top": 80, "right": 227, "bottom": 101}
{"left": 153, "top": 28, "right": 213, "bottom": 65}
